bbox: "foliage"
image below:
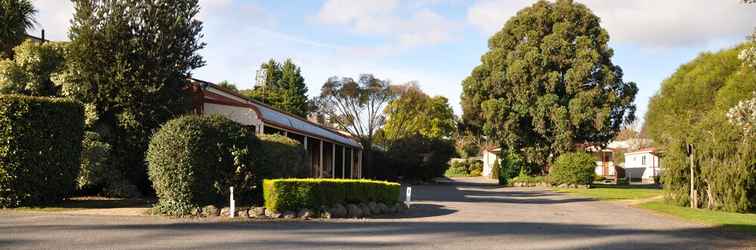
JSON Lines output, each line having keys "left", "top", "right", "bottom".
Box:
{"left": 0, "top": 0, "right": 36, "bottom": 58}
{"left": 548, "top": 152, "right": 596, "bottom": 185}
{"left": 461, "top": 0, "right": 637, "bottom": 171}
{"left": 216, "top": 80, "right": 239, "bottom": 93}
{"left": 77, "top": 131, "right": 138, "bottom": 197}
{"left": 253, "top": 134, "right": 307, "bottom": 179}
{"left": 509, "top": 175, "right": 546, "bottom": 185}
{"left": 242, "top": 59, "right": 308, "bottom": 117}
{"left": 263, "top": 178, "right": 400, "bottom": 213}
{"left": 0, "top": 95, "right": 83, "bottom": 207}
{"left": 0, "top": 40, "right": 66, "bottom": 96}
{"left": 314, "top": 74, "right": 396, "bottom": 177}
{"left": 445, "top": 159, "right": 484, "bottom": 177}
{"left": 645, "top": 45, "right": 756, "bottom": 212}
{"left": 386, "top": 135, "right": 455, "bottom": 180}
{"left": 726, "top": 92, "right": 756, "bottom": 137}
{"left": 146, "top": 115, "right": 255, "bottom": 215}
{"left": 382, "top": 84, "right": 455, "bottom": 141}
{"left": 65, "top": 0, "right": 205, "bottom": 193}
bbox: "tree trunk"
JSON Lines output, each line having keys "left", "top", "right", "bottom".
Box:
{"left": 689, "top": 146, "right": 697, "bottom": 209}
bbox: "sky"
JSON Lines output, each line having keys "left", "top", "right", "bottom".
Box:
{"left": 29, "top": 0, "right": 756, "bottom": 125}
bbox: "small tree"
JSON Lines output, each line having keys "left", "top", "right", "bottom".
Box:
{"left": 0, "top": 0, "right": 36, "bottom": 58}
{"left": 243, "top": 59, "right": 308, "bottom": 117}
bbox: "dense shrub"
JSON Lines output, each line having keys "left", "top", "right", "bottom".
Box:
{"left": 646, "top": 45, "right": 756, "bottom": 212}
{"left": 386, "top": 135, "right": 455, "bottom": 180}
{"left": 253, "top": 134, "right": 307, "bottom": 178}
{"left": 548, "top": 152, "right": 596, "bottom": 185}
{"left": 510, "top": 175, "right": 547, "bottom": 185}
{"left": 0, "top": 95, "right": 84, "bottom": 207}
{"left": 147, "top": 115, "right": 254, "bottom": 215}
{"left": 263, "top": 178, "right": 400, "bottom": 213}
{"left": 77, "top": 132, "right": 111, "bottom": 191}
{"left": 444, "top": 159, "right": 483, "bottom": 177}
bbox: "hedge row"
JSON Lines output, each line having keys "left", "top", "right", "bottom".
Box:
{"left": 263, "top": 178, "right": 401, "bottom": 213}
{"left": 0, "top": 95, "right": 84, "bottom": 207}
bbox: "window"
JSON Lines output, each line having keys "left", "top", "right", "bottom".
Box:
{"left": 642, "top": 155, "right": 647, "bottom": 165}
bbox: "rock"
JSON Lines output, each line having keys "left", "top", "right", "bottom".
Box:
{"left": 329, "top": 204, "right": 347, "bottom": 218}
{"left": 376, "top": 203, "right": 389, "bottom": 214}
{"left": 321, "top": 210, "right": 333, "bottom": 219}
{"left": 236, "top": 207, "right": 249, "bottom": 217}
{"left": 250, "top": 207, "right": 266, "bottom": 218}
{"left": 265, "top": 208, "right": 282, "bottom": 218}
{"left": 346, "top": 204, "right": 363, "bottom": 218}
{"left": 368, "top": 202, "right": 381, "bottom": 214}
{"left": 297, "top": 209, "right": 314, "bottom": 219}
{"left": 190, "top": 207, "right": 202, "bottom": 217}
{"left": 283, "top": 211, "right": 297, "bottom": 219}
{"left": 220, "top": 207, "right": 232, "bottom": 217}
{"left": 359, "top": 203, "right": 372, "bottom": 216}
{"left": 557, "top": 183, "right": 569, "bottom": 188}
{"left": 202, "top": 205, "right": 220, "bottom": 217}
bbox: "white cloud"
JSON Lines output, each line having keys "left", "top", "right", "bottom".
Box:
{"left": 467, "top": 0, "right": 756, "bottom": 48}
{"left": 316, "top": 0, "right": 461, "bottom": 49}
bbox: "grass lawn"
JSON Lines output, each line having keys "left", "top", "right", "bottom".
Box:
{"left": 557, "top": 184, "right": 755, "bottom": 233}
{"left": 640, "top": 201, "right": 756, "bottom": 233}
{"left": 555, "top": 184, "right": 662, "bottom": 201}
{"left": 9, "top": 197, "right": 153, "bottom": 212}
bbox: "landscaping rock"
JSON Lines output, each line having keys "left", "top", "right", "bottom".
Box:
{"left": 283, "top": 211, "right": 297, "bottom": 219}
{"left": 557, "top": 184, "right": 569, "bottom": 188}
{"left": 297, "top": 209, "right": 314, "bottom": 219}
{"left": 359, "top": 203, "right": 372, "bottom": 216}
{"left": 250, "top": 207, "right": 266, "bottom": 218}
{"left": 329, "top": 204, "right": 347, "bottom": 218}
{"left": 265, "top": 208, "right": 282, "bottom": 218}
{"left": 368, "top": 202, "right": 381, "bottom": 214}
{"left": 236, "top": 207, "right": 249, "bottom": 217}
{"left": 321, "top": 210, "right": 333, "bottom": 219}
{"left": 202, "top": 205, "right": 220, "bottom": 217}
{"left": 220, "top": 207, "right": 231, "bottom": 217}
{"left": 346, "top": 204, "right": 362, "bottom": 218}
{"left": 377, "top": 203, "right": 389, "bottom": 214}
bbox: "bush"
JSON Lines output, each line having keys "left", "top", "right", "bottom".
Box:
{"left": 263, "top": 178, "right": 400, "bottom": 213}
{"left": 147, "top": 115, "right": 254, "bottom": 215}
{"left": 510, "top": 175, "right": 546, "bottom": 185}
{"left": 253, "top": 134, "right": 307, "bottom": 178}
{"left": 548, "top": 152, "right": 596, "bottom": 186}
{"left": 444, "top": 161, "right": 468, "bottom": 177}
{"left": 386, "top": 135, "right": 455, "bottom": 180}
{"left": 77, "top": 132, "right": 112, "bottom": 191}
{"left": 0, "top": 95, "right": 84, "bottom": 207}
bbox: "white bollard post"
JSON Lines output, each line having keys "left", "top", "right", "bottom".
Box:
{"left": 230, "top": 186, "right": 235, "bottom": 218}
{"left": 405, "top": 186, "right": 412, "bottom": 208}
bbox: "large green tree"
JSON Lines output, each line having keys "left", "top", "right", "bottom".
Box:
{"left": 0, "top": 0, "right": 36, "bottom": 58}
{"left": 461, "top": 0, "right": 637, "bottom": 170}
{"left": 381, "top": 83, "right": 455, "bottom": 142}
{"left": 243, "top": 59, "right": 308, "bottom": 117}
{"left": 65, "top": 0, "right": 205, "bottom": 192}
{"left": 645, "top": 45, "right": 756, "bottom": 212}
{"left": 0, "top": 40, "right": 66, "bottom": 96}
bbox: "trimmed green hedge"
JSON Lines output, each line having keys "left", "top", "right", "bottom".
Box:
{"left": 0, "top": 95, "right": 84, "bottom": 207}
{"left": 253, "top": 134, "right": 307, "bottom": 178}
{"left": 263, "top": 178, "right": 401, "bottom": 212}
{"left": 147, "top": 115, "right": 254, "bottom": 215}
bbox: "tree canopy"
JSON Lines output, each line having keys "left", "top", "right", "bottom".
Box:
{"left": 645, "top": 45, "right": 756, "bottom": 212}
{"left": 460, "top": 0, "right": 637, "bottom": 169}
{"left": 243, "top": 59, "right": 308, "bottom": 117}
{"left": 65, "top": 0, "right": 205, "bottom": 192}
{"left": 381, "top": 83, "right": 455, "bottom": 142}
{"left": 0, "top": 40, "right": 66, "bottom": 96}
{"left": 0, "top": 0, "right": 36, "bottom": 58}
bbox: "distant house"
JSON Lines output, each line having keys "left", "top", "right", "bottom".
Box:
{"left": 186, "top": 78, "right": 364, "bottom": 179}
{"left": 482, "top": 147, "right": 501, "bottom": 177}
{"left": 623, "top": 148, "right": 662, "bottom": 183}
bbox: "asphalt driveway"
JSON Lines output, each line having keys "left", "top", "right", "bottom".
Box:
{"left": 0, "top": 177, "right": 753, "bottom": 249}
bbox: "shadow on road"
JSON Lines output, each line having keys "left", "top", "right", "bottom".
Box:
{"left": 2, "top": 220, "right": 752, "bottom": 249}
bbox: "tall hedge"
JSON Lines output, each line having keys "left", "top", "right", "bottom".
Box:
{"left": 147, "top": 115, "right": 254, "bottom": 215}
{"left": 253, "top": 134, "right": 307, "bottom": 178}
{"left": 0, "top": 95, "right": 84, "bottom": 207}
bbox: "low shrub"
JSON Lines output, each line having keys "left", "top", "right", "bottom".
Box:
{"left": 444, "top": 159, "right": 484, "bottom": 177}
{"left": 548, "top": 152, "right": 596, "bottom": 185}
{"left": 263, "top": 178, "right": 401, "bottom": 213}
{"left": 510, "top": 175, "right": 546, "bottom": 185}
{"left": 0, "top": 95, "right": 84, "bottom": 207}
{"left": 147, "top": 115, "right": 254, "bottom": 215}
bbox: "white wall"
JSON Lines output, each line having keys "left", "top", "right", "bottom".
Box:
{"left": 624, "top": 152, "right": 662, "bottom": 179}
{"left": 482, "top": 150, "right": 499, "bottom": 177}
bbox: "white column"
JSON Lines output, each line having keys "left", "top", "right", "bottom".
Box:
{"left": 332, "top": 143, "right": 336, "bottom": 178}
{"left": 350, "top": 148, "right": 354, "bottom": 179}
{"left": 319, "top": 140, "right": 323, "bottom": 178}
{"left": 342, "top": 146, "right": 346, "bottom": 179}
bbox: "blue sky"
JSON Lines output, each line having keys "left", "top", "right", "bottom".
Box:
{"left": 30, "top": 0, "right": 756, "bottom": 126}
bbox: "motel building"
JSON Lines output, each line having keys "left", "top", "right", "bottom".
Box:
{"left": 186, "top": 78, "right": 363, "bottom": 179}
